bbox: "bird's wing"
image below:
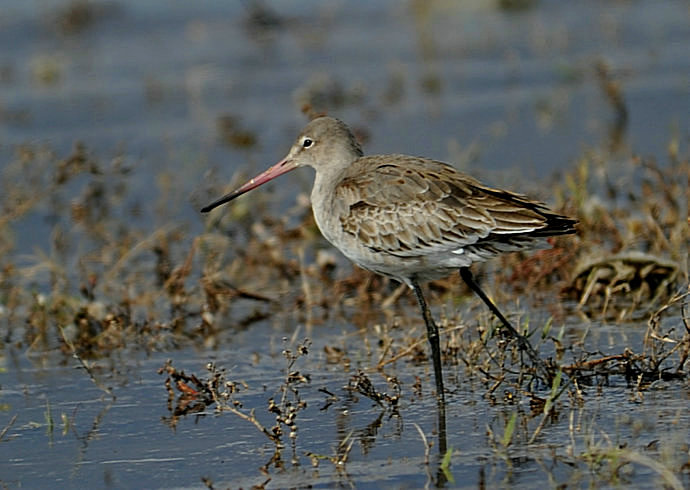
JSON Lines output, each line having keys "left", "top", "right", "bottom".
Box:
{"left": 335, "top": 155, "right": 555, "bottom": 258}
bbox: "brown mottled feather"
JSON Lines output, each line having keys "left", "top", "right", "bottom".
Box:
{"left": 336, "top": 155, "right": 573, "bottom": 259}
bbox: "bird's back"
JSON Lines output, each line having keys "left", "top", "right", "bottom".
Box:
{"left": 314, "top": 154, "right": 575, "bottom": 284}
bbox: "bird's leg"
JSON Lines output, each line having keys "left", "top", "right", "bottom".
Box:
{"left": 411, "top": 280, "right": 448, "bottom": 463}
{"left": 411, "top": 280, "right": 446, "bottom": 402}
{"left": 459, "top": 267, "right": 551, "bottom": 381}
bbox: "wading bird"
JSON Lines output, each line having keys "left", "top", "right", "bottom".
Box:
{"left": 202, "top": 116, "right": 577, "bottom": 399}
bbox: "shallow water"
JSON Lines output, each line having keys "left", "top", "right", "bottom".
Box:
{"left": 1, "top": 1, "right": 689, "bottom": 488}
{"left": 2, "top": 319, "right": 688, "bottom": 488}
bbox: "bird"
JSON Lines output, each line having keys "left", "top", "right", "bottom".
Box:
{"left": 201, "top": 116, "right": 577, "bottom": 400}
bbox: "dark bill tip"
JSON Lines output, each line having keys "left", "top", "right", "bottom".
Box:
{"left": 200, "top": 192, "right": 238, "bottom": 213}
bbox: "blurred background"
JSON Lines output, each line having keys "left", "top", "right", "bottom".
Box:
{"left": 2, "top": 1, "right": 688, "bottom": 225}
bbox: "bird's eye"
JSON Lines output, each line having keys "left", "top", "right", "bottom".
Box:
{"left": 302, "top": 138, "right": 313, "bottom": 148}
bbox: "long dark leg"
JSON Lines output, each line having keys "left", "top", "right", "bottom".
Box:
{"left": 459, "top": 267, "right": 550, "bottom": 380}
{"left": 410, "top": 280, "right": 448, "bottom": 461}
{"left": 411, "top": 279, "right": 446, "bottom": 402}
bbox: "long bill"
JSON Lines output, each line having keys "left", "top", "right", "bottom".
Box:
{"left": 200, "top": 158, "right": 297, "bottom": 213}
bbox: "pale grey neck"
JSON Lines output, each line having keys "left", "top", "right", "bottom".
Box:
{"left": 309, "top": 150, "right": 356, "bottom": 224}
